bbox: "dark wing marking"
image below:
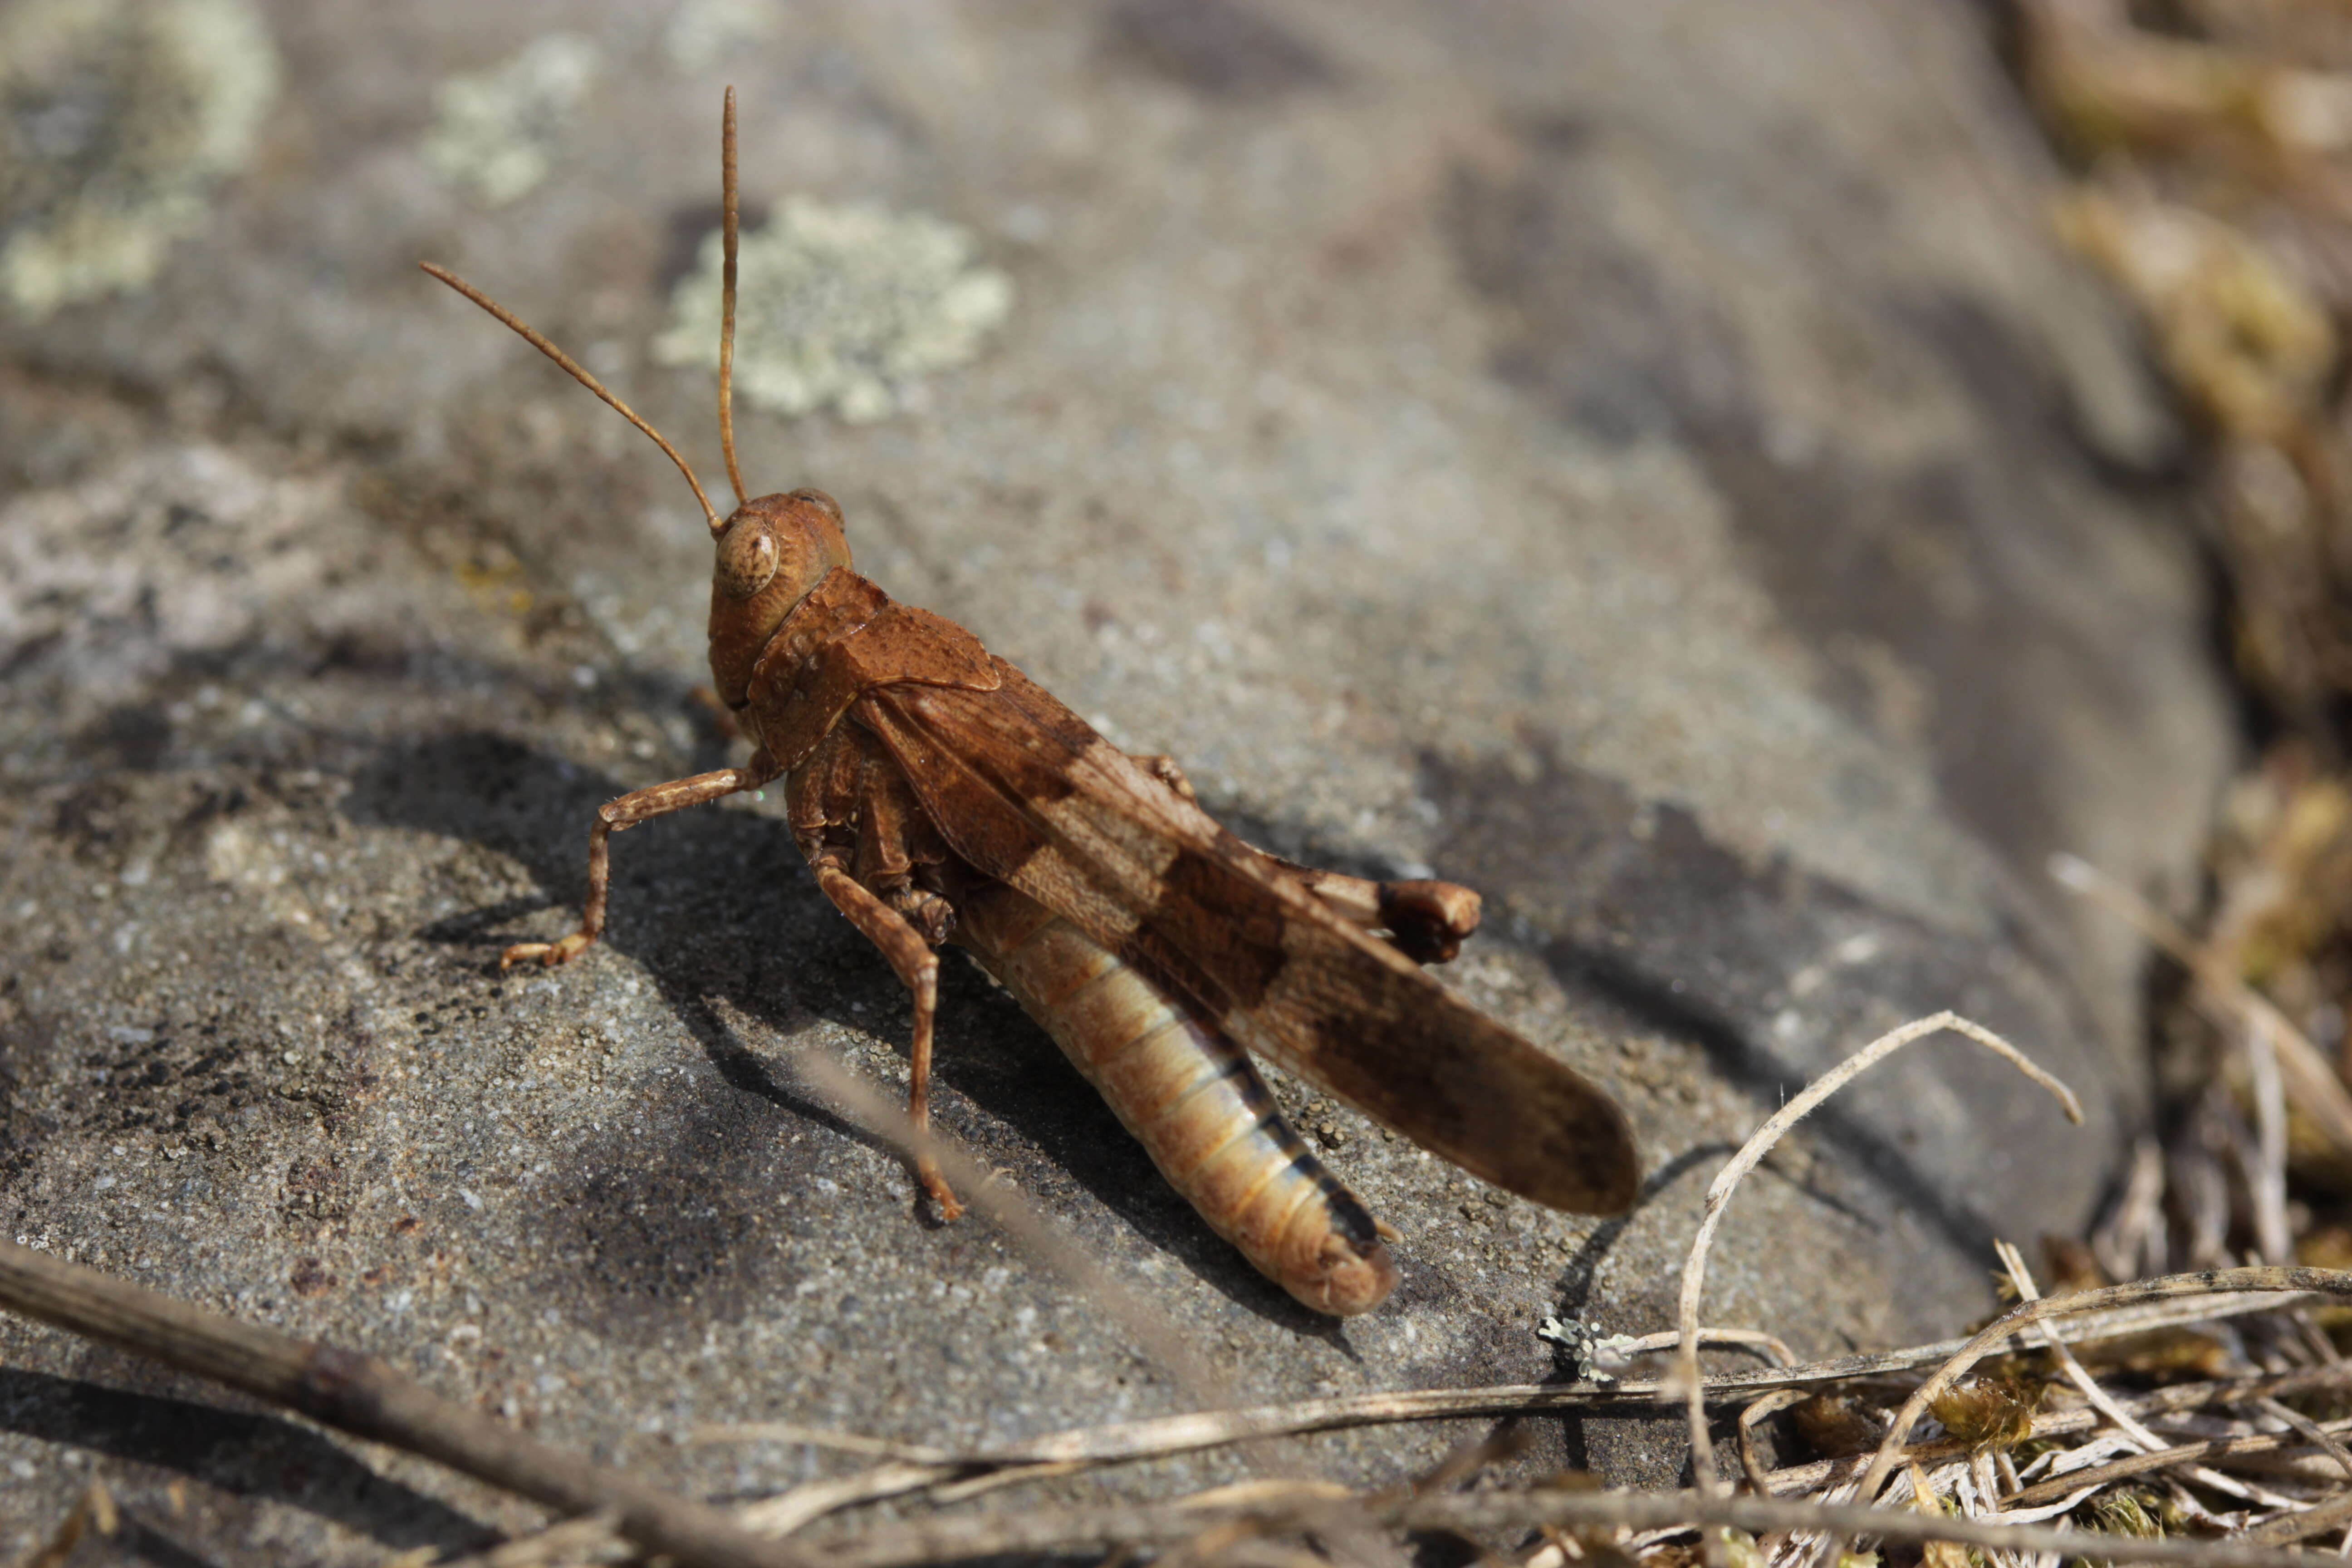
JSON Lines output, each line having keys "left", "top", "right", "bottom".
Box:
{"left": 855, "top": 661, "right": 1640, "bottom": 1214}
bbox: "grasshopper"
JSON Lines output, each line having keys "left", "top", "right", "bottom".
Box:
{"left": 423, "top": 91, "right": 1637, "bottom": 1315}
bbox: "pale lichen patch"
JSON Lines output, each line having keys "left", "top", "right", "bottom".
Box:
{"left": 421, "top": 34, "right": 599, "bottom": 208}
{"left": 655, "top": 198, "right": 1014, "bottom": 422}
{"left": 663, "top": 0, "right": 780, "bottom": 74}
{"left": 0, "top": 0, "right": 279, "bottom": 319}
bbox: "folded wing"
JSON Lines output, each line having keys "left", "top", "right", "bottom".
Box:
{"left": 855, "top": 662, "right": 1640, "bottom": 1214}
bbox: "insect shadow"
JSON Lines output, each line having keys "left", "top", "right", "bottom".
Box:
{"left": 343, "top": 729, "right": 1369, "bottom": 1333}
{"left": 1548, "top": 1140, "right": 1731, "bottom": 1323}
{"left": 0, "top": 1365, "right": 494, "bottom": 1554}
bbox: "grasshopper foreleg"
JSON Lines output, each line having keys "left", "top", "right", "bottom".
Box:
{"left": 504, "top": 752, "right": 780, "bottom": 969}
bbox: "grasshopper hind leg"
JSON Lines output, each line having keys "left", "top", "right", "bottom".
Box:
{"left": 1127, "top": 750, "right": 1482, "bottom": 964}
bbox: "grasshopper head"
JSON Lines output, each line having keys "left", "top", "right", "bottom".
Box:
{"left": 420, "top": 96, "right": 858, "bottom": 718}
{"left": 706, "top": 487, "right": 853, "bottom": 709}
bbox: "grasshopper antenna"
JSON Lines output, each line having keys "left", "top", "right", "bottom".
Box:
{"left": 719, "top": 85, "right": 749, "bottom": 508}
{"left": 418, "top": 261, "right": 725, "bottom": 535}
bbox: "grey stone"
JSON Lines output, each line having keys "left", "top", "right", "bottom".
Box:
{"left": 0, "top": 0, "right": 2230, "bottom": 1559}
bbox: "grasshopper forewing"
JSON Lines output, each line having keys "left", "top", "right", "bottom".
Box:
{"left": 421, "top": 89, "right": 1639, "bottom": 1315}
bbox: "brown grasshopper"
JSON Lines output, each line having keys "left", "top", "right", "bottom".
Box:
{"left": 422, "top": 90, "right": 1637, "bottom": 1315}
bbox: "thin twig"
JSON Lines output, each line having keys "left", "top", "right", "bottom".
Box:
{"left": 1618, "top": 1327, "right": 1798, "bottom": 1367}
{"left": 2248, "top": 1013, "right": 2293, "bottom": 1265}
{"left": 2053, "top": 851, "right": 2352, "bottom": 1156}
{"left": 758, "top": 1355, "right": 2352, "bottom": 1543}
{"left": 2004, "top": 1419, "right": 2352, "bottom": 1506}
{"left": 2257, "top": 1397, "right": 2352, "bottom": 1487}
{"left": 921, "top": 1460, "right": 1085, "bottom": 1506}
{"left": 1153, "top": 1482, "right": 1365, "bottom": 1568}
{"left": 1677, "top": 1011, "right": 2082, "bottom": 1500}
{"left": 2242, "top": 1488, "right": 2352, "bottom": 1546}
{"left": 715, "top": 1292, "right": 2343, "bottom": 1471}
{"left": 1769, "top": 1366, "right": 2352, "bottom": 1500}
{"left": 0, "top": 1239, "right": 808, "bottom": 1568}
{"left": 1738, "top": 1388, "right": 1812, "bottom": 1494}
{"left": 736, "top": 1460, "right": 968, "bottom": 1536}
{"left": 814, "top": 1477, "right": 2345, "bottom": 1568}
{"left": 494, "top": 1280, "right": 2352, "bottom": 1566}
{"left": 1995, "top": 1240, "right": 2289, "bottom": 1509}
{"left": 1850, "top": 1267, "right": 2352, "bottom": 1519}
{"left": 430, "top": 1511, "right": 631, "bottom": 1568}
{"left": 2096, "top": 1136, "right": 2171, "bottom": 1281}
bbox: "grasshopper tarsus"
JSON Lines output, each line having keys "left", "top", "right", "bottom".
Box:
{"left": 922, "top": 1174, "right": 965, "bottom": 1223}
{"left": 500, "top": 933, "right": 593, "bottom": 970}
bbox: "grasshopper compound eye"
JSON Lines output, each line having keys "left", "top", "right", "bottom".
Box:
{"left": 715, "top": 521, "right": 779, "bottom": 599}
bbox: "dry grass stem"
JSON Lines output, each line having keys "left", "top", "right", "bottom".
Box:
{"left": 589, "top": 1277, "right": 2350, "bottom": 1564}
{"left": 812, "top": 1477, "right": 2347, "bottom": 1568}
{"left": 1620, "top": 1327, "right": 1798, "bottom": 1367}
{"left": 703, "top": 1294, "right": 2342, "bottom": 1481}
{"left": 0, "top": 1238, "right": 808, "bottom": 1568}
{"left": 2247, "top": 1016, "right": 2293, "bottom": 1265}
{"left": 428, "top": 1511, "right": 630, "bottom": 1568}
{"left": 2257, "top": 1398, "right": 2352, "bottom": 1486}
{"left": 1994, "top": 1240, "right": 2289, "bottom": 1510}
{"left": 2051, "top": 852, "right": 2352, "bottom": 1156}
{"left": 2241, "top": 1489, "right": 2352, "bottom": 1545}
{"left": 2097, "top": 1137, "right": 2172, "bottom": 1281}
{"left": 1740, "top": 1389, "right": 1815, "bottom": 1494}
{"left": 735, "top": 1461, "right": 967, "bottom": 1535}
{"left": 2002, "top": 1417, "right": 2352, "bottom": 1507}
{"left": 1676, "top": 1010, "right": 2083, "bottom": 1502}
{"left": 1849, "top": 1266, "right": 2352, "bottom": 1517}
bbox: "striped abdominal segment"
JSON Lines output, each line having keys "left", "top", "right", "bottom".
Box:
{"left": 953, "top": 883, "right": 1400, "bottom": 1316}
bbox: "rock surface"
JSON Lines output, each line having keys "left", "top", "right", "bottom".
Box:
{"left": 0, "top": 0, "right": 2231, "bottom": 1558}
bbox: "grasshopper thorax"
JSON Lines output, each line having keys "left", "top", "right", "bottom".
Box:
{"left": 706, "top": 487, "right": 853, "bottom": 709}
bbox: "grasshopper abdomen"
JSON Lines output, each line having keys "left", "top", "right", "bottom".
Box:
{"left": 953, "top": 881, "right": 1400, "bottom": 1316}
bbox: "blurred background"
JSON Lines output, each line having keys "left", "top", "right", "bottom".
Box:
{"left": 4, "top": 0, "right": 2346, "bottom": 1558}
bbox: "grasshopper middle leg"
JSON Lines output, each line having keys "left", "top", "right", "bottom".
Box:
{"left": 811, "top": 856, "right": 959, "bottom": 1220}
